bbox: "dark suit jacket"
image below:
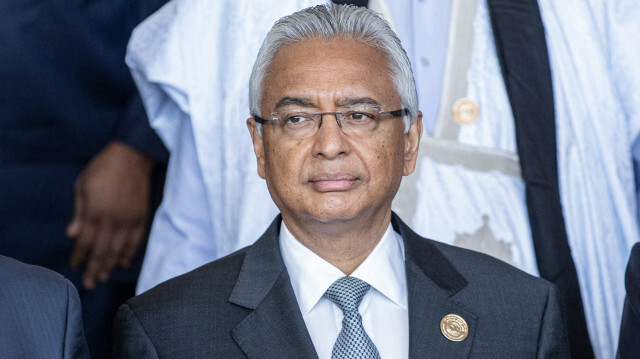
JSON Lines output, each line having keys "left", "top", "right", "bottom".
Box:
{"left": 113, "top": 214, "right": 569, "bottom": 358}
{"left": 0, "top": 255, "right": 89, "bottom": 359}
{"left": 617, "top": 242, "right": 640, "bottom": 358}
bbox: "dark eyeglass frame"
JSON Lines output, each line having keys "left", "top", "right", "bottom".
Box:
{"left": 252, "top": 107, "right": 410, "bottom": 125}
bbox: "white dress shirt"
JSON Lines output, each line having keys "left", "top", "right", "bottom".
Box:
{"left": 279, "top": 220, "right": 408, "bottom": 359}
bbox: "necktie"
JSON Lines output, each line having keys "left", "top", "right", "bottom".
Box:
{"left": 324, "top": 276, "right": 381, "bottom": 359}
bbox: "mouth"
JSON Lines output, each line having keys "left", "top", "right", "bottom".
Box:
{"left": 309, "top": 173, "right": 360, "bottom": 192}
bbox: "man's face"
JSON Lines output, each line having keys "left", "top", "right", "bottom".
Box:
{"left": 248, "top": 37, "right": 422, "bottom": 226}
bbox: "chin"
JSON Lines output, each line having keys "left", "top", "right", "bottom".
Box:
{"left": 307, "top": 201, "right": 374, "bottom": 224}
{"left": 308, "top": 211, "right": 358, "bottom": 224}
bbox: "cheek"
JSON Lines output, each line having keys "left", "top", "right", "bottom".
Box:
{"left": 370, "top": 137, "right": 404, "bottom": 167}
{"left": 365, "top": 137, "right": 405, "bottom": 185}
{"left": 264, "top": 142, "right": 303, "bottom": 183}
{"left": 265, "top": 147, "right": 286, "bottom": 178}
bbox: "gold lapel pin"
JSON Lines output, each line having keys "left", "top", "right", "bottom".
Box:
{"left": 440, "top": 314, "right": 469, "bottom": 341}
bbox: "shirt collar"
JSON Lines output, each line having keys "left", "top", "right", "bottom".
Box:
{"left": 279, "top": 219, "right": 407, "bottom": 315}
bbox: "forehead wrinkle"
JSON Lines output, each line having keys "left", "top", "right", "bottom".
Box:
{"left": 272, "top": 96, "right": 383, "bottom": 112}
{"left": 274, "top": 96, "right": 316, "bottom": 110}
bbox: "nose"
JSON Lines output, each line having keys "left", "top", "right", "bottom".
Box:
{"left": 311, "top": 113, "right": 351, "bottom": 160}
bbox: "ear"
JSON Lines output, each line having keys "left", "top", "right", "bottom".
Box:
{"left": 247, "top": 117, "right": 267, "bottom": 179}
{"left": 403, "top": 111, "right": 423, "bottom": 176}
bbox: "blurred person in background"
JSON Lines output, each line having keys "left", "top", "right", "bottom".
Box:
{"left": 617, "top": 243, "right": 640, "bottom": 358}
{"left": 383, "top": 1, "right": 640, "bottom": 357}
{"left": 0, "top": 255, "right": 90, "bottom": 359}
{"left": 0, "top": 1, "right": 168, "bottom": 357}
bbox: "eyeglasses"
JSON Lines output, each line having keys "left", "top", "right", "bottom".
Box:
{"left": 252, "top": 104, "right": 409, "bottom": 139}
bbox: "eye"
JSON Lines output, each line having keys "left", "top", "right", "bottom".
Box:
{"left": 345, "top": 112, "right": 376, "bottom": 122}
{"left": 283, "top": 115, "right": 313, "bottom": 125}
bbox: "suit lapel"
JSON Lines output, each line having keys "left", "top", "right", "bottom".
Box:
{"left": 229, "top": 215, "right": 317, "bottom": 359}
{"left": 229, "top": 214, "right": 478, "bottom": 358}
{"left": 392, "top": 214, "right": 476, "bottom": 359}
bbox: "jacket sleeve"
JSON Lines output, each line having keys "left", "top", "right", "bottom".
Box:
{"left": 109, "top": 0, "right": 170, "bottom": 164}
{"left": 112, "top": 304, "right": 160, "bottom": 359}
{"left": 537, "top": 283, "right": 571, "bottom": 359}
{"left": 110, "top": 92, "right": 169, "bottom": 164}
{"left": 64, "top": 280, "right": 91, "bottom": 359}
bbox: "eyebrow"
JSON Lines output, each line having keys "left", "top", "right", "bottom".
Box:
{"left": 273, "top": 96, "right": 381, "bottom": 110}
{"left": 335, "top": 97, "right": 381, "bottom": 107}
{"left": 274, "top": 97, "right": 315, "bottom": 110}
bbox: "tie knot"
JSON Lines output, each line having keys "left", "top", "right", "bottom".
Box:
{"left": 324, "top": 276, "right": 371, "bottom": 312}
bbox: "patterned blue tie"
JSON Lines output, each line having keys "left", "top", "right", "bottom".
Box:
{"left": 324, "top": 276, "right": 381, "bottom": 359}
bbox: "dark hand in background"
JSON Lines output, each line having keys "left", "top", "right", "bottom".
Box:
{"left": 67, "top": 141, "right": 154, "bottom": 289}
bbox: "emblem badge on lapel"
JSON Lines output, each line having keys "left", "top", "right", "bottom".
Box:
{"left": 440, "top": 314, "right": 469, "bottom": 341}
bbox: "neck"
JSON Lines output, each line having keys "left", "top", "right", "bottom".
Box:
{"left": 282, "top": 210, "right": 392, "bottom": 275}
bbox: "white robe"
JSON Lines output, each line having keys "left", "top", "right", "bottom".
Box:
{"left": 391, "top": 1, "right": 640, "bottom": 358}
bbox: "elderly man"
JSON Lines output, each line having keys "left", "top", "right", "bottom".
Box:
{"left": 113, "top": 4, "right": 569, "bottom": 358}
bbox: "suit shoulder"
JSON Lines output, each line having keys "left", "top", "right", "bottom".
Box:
{"left": 0, "top": 255, "right": 88, "bottom": 359}
{"left": 431, "top": 239, "right": 550, "bottom": 289}
{"left": 128, "top": 246, "right": 248, "bottom": 310}
{"left": 401, "top": 229, "right": 568, "bottom": 356}
{"left": 395, "top": 213, "right": 551, "bottom": 291}
{"left": 432, "top": 241, "right": 554, "bottom": 301}
{"left": 115, "top": 247, "right": 252, "bottom": 356}
{"left": 0, "top": 255, "right": 74, "bottom": 299}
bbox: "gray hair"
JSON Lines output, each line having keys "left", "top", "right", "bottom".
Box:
{"left": 249, "top": 3, "right": 418, "bottom": 133}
